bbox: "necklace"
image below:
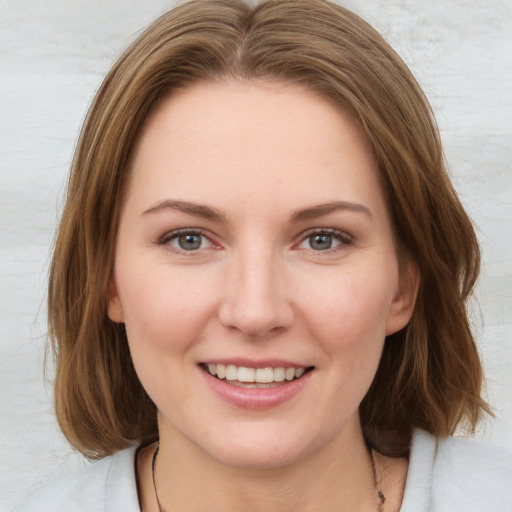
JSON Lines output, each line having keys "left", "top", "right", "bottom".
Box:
{"left": 151, "top": 443, "right": 386, "bottom": 512}
{"left": 151, "top": 444, "right": 164, "bottom": 512}
{"left": 370, "top": 448, "right": 387, "bottom": 512}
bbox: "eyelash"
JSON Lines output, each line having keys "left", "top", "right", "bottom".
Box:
{"left": 297, "top": 228, "right": 353, "bottom": 254}
{"left": 158, "top": 228, "right": 353, "bottom": 254}
{"left": 158, "top": 228, "right": 215, "bottom": 255}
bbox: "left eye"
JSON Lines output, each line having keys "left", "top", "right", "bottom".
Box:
{"left": 166, "top": 231, "right": 212, "bottom": 251}
{"left": 298, "top": 231, "right": 349, "bottom": 251}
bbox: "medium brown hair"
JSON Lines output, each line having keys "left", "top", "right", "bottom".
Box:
{"left": 49, "top": 0, "right": 489, "bottom": 459}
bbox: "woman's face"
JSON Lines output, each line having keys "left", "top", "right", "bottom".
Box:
{"left": 109, "top": 80, "right": 416, "bottom": 468}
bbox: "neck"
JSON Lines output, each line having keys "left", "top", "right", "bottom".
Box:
{"left": 148, "top": 421, "right": 380, "bottom": 512}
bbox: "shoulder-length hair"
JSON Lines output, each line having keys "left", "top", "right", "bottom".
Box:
{"left": 49, "top": 0, "right": 489, "bottom": 459}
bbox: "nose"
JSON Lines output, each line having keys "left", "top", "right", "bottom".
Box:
{"left": 218, "top": 249, "right": 294, "bottom": 338}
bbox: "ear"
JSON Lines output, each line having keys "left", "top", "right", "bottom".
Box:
{"left": 107, "top": 276, "right": 125, "bottom": 323}
{"left": 385, "top": 259, "right": 419, "bottom": 336}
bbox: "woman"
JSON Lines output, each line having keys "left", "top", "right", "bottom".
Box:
{"left": 14, "top": 0, "right": 511, "bottom": 511}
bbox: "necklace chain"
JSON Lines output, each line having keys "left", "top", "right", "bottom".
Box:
{"left": 151, "top": 442, "right": 386, "bottom": 512}
{"left": 370, "top": 447, "right": 387, "bottom": 511}
{"left": 151, "top": 444, "right": 164, "bottom": 512}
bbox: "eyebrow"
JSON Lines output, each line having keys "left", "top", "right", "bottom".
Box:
{"left": 142, "top": 199, "right": 372, "bottom": 223}
{"left": 142, "top": 199, "right": 226, "bottom": 222}
{"left": 290, "top": 201, "right": 373, "bottom": 222}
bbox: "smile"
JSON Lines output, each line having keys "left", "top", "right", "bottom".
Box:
{"left": 199, "top": 362, "right": 315, "bottom": 409}
{"left": 201, "top": 363, "right": 313, "bottom": 388}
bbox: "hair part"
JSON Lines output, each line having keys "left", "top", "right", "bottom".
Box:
{"left": 48, "top": 0, "right": 489, "bottom": 459}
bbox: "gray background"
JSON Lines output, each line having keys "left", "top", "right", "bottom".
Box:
{"left": 1, "top": 1, "right": 511, "bottom": 509}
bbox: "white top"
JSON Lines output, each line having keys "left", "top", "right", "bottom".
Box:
{"left": 12, "top": 430, "right": 512, "bottom": 511}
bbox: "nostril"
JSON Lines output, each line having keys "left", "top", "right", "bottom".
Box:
{"left": 218, "top": 300, "right": 294, "bottom": 338}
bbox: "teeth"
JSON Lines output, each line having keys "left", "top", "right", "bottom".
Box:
{"left": 285, "top": 368, "right": 295, "bottom": 381}
{"left": 225, "top": 364, "right": 237, "bottom": 381}
{"left": 237, "top": 367, "right": 255, "bottom": 382}
{"left": 216, "top": 364, "right": 226, "bottom": 379}
{"left": 205, "top": 364, "right": 308, "bottom": 383}
{"left": 294, "top": 368, "right": 305, "bottom": 378}
{"left": 255, "top": 367, "right": 274, "bottom": 383}
{"left": 274, "top": 367, "right": 285, "bottom": 382}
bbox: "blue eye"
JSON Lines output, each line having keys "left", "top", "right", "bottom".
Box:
{"left": 298, "top": 230, "right": 351, "bottom": 252}
{"left": 308, "top": 234, "right": 336, "bottom": 250}
{"left": 176, "top": 233, "right": 203, "bottom": 250}
{"left": 163, "top": 230, "right": 212, "bottom": 251}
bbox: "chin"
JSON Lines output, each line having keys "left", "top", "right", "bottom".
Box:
{"left": 210, "top": 444, "right": 303, "bottom": 470}
{"left": 194, "top": 423, "right": 329, "bottom": 471}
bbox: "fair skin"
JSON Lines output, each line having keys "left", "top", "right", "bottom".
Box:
{"left": 108, "top": 79, "right": 416, "bottom": 512}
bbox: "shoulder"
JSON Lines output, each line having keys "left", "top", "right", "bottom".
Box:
{"left": 403, "top": 429, "right": 512, "bottom": 511}
{"left": 11, "top": 446, "right": 140, "bottom": 512}
{"left": 431, "top": 433, "right": 512, "bottom": 509}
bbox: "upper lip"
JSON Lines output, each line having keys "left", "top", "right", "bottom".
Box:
{"left": 198, "top": 358, "right": 311, "bottom": 369}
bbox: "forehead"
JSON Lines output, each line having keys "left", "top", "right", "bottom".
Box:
{"left": 125, "top": 79, "right": 384, "bottom": 216}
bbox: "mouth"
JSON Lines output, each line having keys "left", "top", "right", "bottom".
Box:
{"left": 199, "top": 363, "right": 315, "bottom": 389}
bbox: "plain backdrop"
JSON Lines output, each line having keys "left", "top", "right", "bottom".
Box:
{"left": 1, "top": 1, "right": 511, "bottom": 509}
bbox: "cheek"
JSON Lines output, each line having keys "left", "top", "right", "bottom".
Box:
{"left": 116, "top": 262, "right": 217, "bottom": 354}
{"left": 116, "top": 265, "right": 219, "bottom": 408}
{"left": 300, "top": 266, "right": 397, "bottom": 351}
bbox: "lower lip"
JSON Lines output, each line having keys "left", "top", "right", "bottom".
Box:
{"left": 200, "top": 368, "right": 313, "bottom": 411}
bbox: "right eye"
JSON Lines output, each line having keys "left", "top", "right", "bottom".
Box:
{"left": 160, "top": 230, "right": 213, "bottom": 252}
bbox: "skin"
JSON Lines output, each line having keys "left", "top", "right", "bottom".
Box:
{"left": 108, "top": 79, "right": 417, "bottom": 511}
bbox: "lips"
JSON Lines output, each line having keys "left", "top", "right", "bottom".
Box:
{"left": 200, "top": 362, "right": 313, "bottom": 389}
{"left": 199, "top": 361, "right": 314, "bottom": 409}
{"left": 211, "top": 362, "right": 305, "bottom": 380}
